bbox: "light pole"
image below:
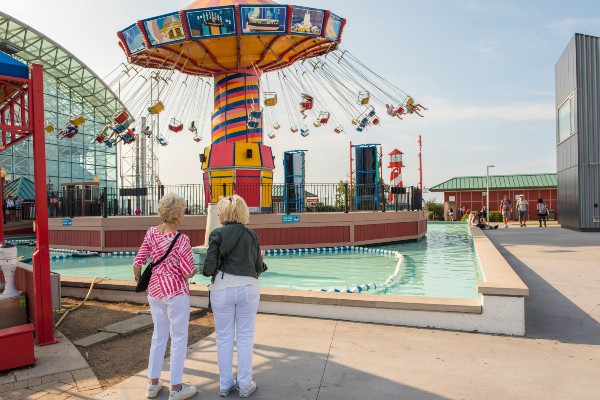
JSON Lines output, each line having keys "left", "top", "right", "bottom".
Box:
{"left": 486, "top": 164, "right": 495, "bottom": 224}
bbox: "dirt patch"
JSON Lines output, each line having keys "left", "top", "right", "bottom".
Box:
{"left": 53, "top": 297, "right": 214, "bottom": 389}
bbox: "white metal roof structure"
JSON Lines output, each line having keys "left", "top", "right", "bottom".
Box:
{"left": 0, "top": 10, "right": 128, "bottom": 121}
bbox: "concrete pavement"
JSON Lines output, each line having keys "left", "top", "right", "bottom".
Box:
{"left": 95, "top": 226, "right": 600, "bottom": 400}
{"left": 2, "top": 225, "right": 597, "bottom": 399}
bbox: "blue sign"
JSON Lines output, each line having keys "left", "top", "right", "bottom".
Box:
{"left": 282, "top": 214, "right": 301, "bottom": 224}
{"left": 62, "top": 218, "right": 72, "bottom": 226}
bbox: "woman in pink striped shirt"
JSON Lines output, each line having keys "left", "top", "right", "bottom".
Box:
{"left": 133, "top": 193, "right": 198, "bottom": 400}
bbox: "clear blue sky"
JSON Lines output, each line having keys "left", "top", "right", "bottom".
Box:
{"left": 4, "top": 0, "right": 599, "bottom": 201}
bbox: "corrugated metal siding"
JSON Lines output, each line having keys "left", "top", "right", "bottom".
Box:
{"left": 555, "top": 36, "right": 580, "bottom": 228}
{"left": 575, "top": 35, "right": 600, "bottom": 229}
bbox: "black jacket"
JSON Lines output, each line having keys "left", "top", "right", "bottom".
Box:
{"left": 202, "top": 222, "right": 266, "bottom": 279}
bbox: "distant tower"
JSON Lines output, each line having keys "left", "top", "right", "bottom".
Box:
{"left": 388, "top": 149, "right": 404, "bottom": 205}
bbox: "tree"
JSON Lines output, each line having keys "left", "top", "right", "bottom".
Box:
{"left": 425, "top": 199, "right": 444, "bottom": 221}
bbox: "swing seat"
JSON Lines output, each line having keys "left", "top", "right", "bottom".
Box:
{"left": 319, "top": 112, "right": 330, "bottom": 124}
{"left": 313, "top": 121, "right": 321, "bottom": 128}
{"left": 334, "top": 126, "right": 343, "bottom": 134}
{"left": 189, "top": 122, "right": 197, "bottom": 133}
{"left": 105, "top": 140, "right": 114, "bottom": 148}
{"left": 371, "top": 117, "right": 380, "bottom": 125}
{"left": 406, "top": 96, "right": 414, "bottom": 106}
{"left": 193, "top": 135, "right": 202, "bottom": 143}
{"left": 247, "top": 120, "right": 260, "bottom": 129}
{"left": 273, "top": 123, "right": 281, "bottom": 130}
{"left": 360, "top": 117, "right": 369, "bottom": 125}
{"left": 300, "top": 94, "right": 314, "bottom": 110}
{"left": 169, "top": 123, "right": 184, "bottom": 133}
{"left": 69, "top": 115, "right": 85, "bottom": 126}
{"left": 358, "top": 91, "right": 370, "bottom": 105}
{"left": 264, "top": 92, "right": 277, "bottom": 107}
{"left": 356, "top": 126, "right": 364, "bottom": 132}
{"left": 95, "top": 135, "right": 106, "bottom": 143}
{"left": 250, "top": 110, "right": 263, "bottom": 119}
{"left": 267, "top": 132, "right": 276, "bottom": 139}
{"left": 300, "top": 128, "right": 310, "bottom": 137}
{"left": 112, "top": 110, "right": 129, "bottom": 125}
{"left": 290, "top": 126, "right": 299, "bottom": 133}
{"left": 113, "top": 124, "right": 126, "bottom": 134}
{"left": 351, "top": 119, "right": 358, "bottom": 125}
{"left": 45, "top": 124, "right": 55, "bottom": 133}
{"left": 148, "top": 101, "right": 165, "bottom": 115}
{"left": 395, "top": 106, "right": 405, "bottom": 115}
{"left": 142, "top": 126, "right": 152, "bottom": 137}
{"left": 368, "top": 109, "right": 376, "bottom": 118}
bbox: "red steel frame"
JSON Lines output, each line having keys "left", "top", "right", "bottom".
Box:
{"left": 0, "top": 64, "right": 56, "bottom": 346}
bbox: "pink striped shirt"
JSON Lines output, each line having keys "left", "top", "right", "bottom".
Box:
{"left": 133, "top": 227, "right": 195, "bottom": 300}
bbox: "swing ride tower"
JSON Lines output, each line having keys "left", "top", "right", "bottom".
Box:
{"left": 117, "top": 0, "right": 346, "bottom": 211}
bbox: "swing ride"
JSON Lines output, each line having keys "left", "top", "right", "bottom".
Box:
{"left": 112, "top": 0, "right": 426, "bottom": 211}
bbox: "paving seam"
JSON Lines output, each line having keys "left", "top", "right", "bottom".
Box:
{"left": 316, "top": 321, "right": 338, "bottom": 400}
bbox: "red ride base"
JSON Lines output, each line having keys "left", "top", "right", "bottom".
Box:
{"left": 0, "top": 323, "right": 35, "bottom": 371}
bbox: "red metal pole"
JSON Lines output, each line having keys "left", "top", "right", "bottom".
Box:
{"left": 0, "top": 176, "right": 4, "bottom": 243}
{"left": 418, "top": 135, "right": 423, "bottom": 190}
{"left": 29, "top": 64, "right": 57, "bottom": 345}
{"left": 349, "top": 141, "right": 353, "bottom": 212}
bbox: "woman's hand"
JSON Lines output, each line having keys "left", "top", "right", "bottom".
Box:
{"left": 184, "top": 270, "right": 197, "bottom": 280}
{"left": 133, "top": 265, "right": 142, "bottom": 282}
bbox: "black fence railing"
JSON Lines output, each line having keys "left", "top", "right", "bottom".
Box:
{"left": 45, "top": 184, "right": 422, "bottom": 218}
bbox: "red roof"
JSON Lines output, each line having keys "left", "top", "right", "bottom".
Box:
{"left": 388, "top": 149, "right": 404, "bottom": 155}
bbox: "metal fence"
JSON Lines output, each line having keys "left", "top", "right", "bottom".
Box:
{"left": 46, "top": 183, "right": 422, "bottom": 218}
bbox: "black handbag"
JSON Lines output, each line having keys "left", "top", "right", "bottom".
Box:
{"left": 135, "top": 233, "right": 181, "bottom": 293}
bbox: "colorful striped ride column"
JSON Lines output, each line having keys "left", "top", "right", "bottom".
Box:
{"left": 201, "top": 70, "right": 275, "bottom": 212}
{"left": 211, "top": 71, "right": 262, "bottom": 144}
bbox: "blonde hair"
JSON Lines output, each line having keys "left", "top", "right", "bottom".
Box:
{"left": 218, "top": 194, "right": 250, "bottom": 225}
{"left": 157, "top": 193, "right": 186, "bottom": 224}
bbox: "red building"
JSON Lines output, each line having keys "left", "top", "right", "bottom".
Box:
{"left": 430, "top": 173, "right": 558, "bottom": 222}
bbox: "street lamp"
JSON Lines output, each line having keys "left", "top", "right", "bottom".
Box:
{"left": 486, "top": 164, "right": 495, "bottom": 224}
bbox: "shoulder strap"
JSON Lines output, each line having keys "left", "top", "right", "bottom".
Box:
{"left": 153, "top": 233, "right": 181, "bottom": 267}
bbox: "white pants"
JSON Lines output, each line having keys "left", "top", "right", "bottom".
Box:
{"left": 211, "top": 285, "right": 260, "bottom": 390}
{"left": 148, "top": 294, "right": 190, "bottom": 385}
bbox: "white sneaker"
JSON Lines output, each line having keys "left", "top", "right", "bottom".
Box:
{"left": 239, "top": 381, "right": 256, "bottom": 398}
{"left": 147, "top": 383, "right": 163, "bottom": 399}
{"left": 169, "top": 384, "right": 198, "bottom": 400}
{"left": 219, "top": 380, "right": 238, "bottom": 397}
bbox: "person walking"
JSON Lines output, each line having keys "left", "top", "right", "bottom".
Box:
{"left": 516, "top": 194, "right": 529, "bottom": 227}
{"left": 133, "top": 193, "right": 198, "bottom": 400}
{"left": 203, "top": 195, "right": 267, "bottom": 398}
{"left": 499, "top": 195, "right": 512, "bottom": 228}
{"left": 537, "top": 198, "right": 548, "bottom": 227}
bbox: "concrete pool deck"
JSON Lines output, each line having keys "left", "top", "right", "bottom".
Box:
{"left": 2, "top": 225, "right": 599, "bottom": 399}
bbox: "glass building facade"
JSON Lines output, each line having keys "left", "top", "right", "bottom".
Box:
{"left": 0, "top": 11, "right": 125, "bottom": 191}
{"left": 0, "top": 79, "right": 118, "bottom": 190}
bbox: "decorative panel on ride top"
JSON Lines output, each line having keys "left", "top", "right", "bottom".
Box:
{"left": 117, "top": 0, "right": 345, "bottom": 76}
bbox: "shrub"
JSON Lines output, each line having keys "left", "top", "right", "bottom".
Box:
{"left": 488, "top": 211, "right": 502, "bottom": 222}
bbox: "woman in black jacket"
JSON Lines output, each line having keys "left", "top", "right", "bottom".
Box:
{"left": 203, "top": 195, "right": 266, "bottom": 398}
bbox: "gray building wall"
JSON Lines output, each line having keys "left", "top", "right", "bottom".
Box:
{"left": 555, "top": 34, "right": 600, "bottom": 231}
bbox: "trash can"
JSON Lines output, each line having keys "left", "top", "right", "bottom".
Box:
{"left": 548, "top": 209, "right": 555, "bottom": 220}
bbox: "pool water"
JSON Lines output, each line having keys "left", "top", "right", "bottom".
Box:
{"left": 14, "top": 223, "right": 481, "bottom": 299}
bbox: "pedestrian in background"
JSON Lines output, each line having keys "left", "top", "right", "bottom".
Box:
{"left": 499, "top": 195, "right": 512, "bottom": 228}
{"left": 537, "top": 198, "right": 548, "bottom": 227}
{"left": 516, "top": 195, "right": 529, "bottom": 227}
